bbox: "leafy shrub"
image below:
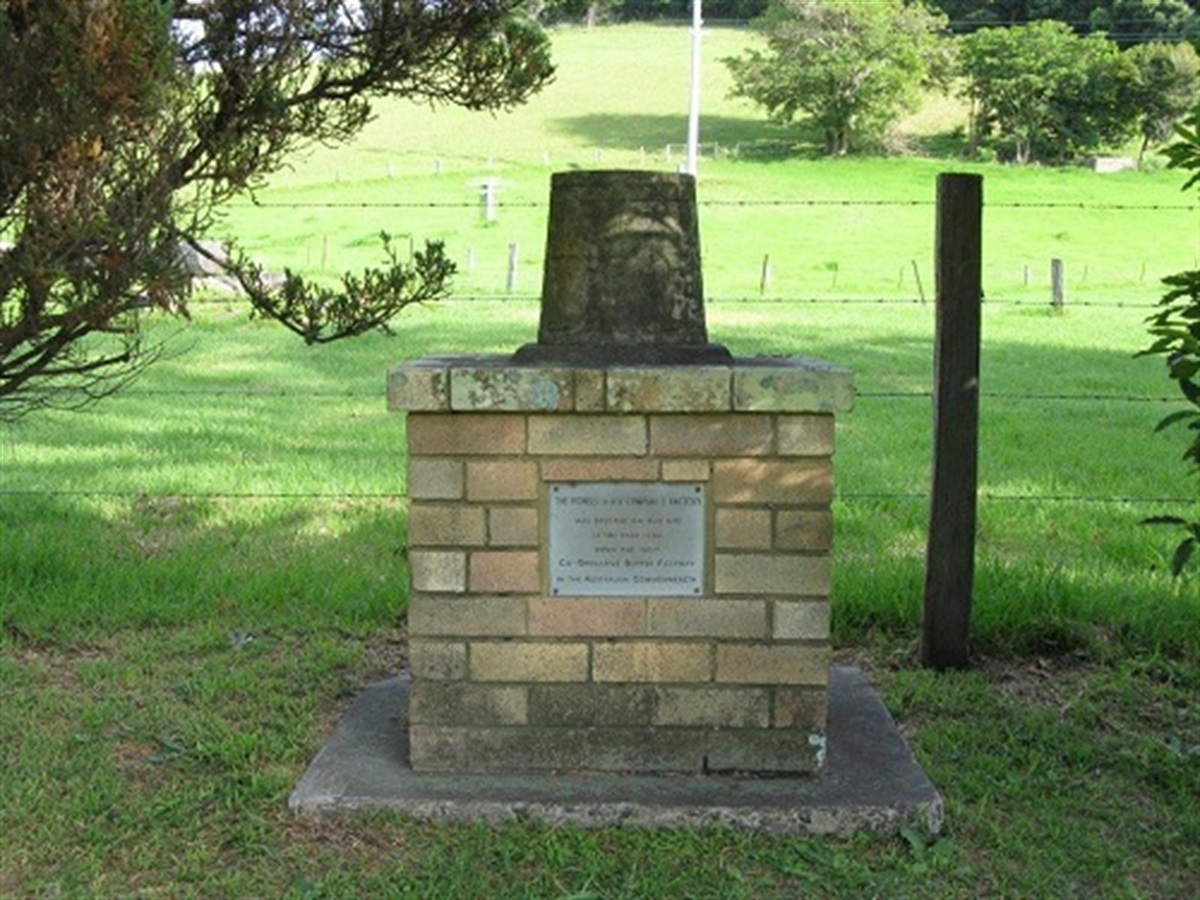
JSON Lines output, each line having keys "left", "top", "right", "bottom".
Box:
{"left": 1140, "top": 263, "right": 1200, "bottom": 575}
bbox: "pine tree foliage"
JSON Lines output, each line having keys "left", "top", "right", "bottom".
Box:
{"left": 0, "top": 0, "right": 552, "bottom": 419}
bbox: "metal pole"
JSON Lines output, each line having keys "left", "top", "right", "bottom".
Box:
{"left": 685, "top": 0, "right": 702, "bottom": 177}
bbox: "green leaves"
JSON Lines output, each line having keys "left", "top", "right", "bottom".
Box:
{"left": 723, "top": 0, "right": 946, "bottom": 156}
{"left": 1141, "top": 517, "right": 1199, "bottom": 577}
{"left": 1141, "top": 188, "right": 1200, "bottom": 575}
{"left": 2, "top": 1, "right": 551, "bottom": 416}
{"left": 238, "top": 232, "right": 457, "bottom": 345}
{"left": 959, "top": 20, "right": 1140, "bottom": 164}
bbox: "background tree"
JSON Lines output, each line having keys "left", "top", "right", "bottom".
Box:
{"left": 1127, "top": 41, "right": 1200, "bottom": 164}
{"left": 1089, "top": 0, "right": 1200, "bottom": 46}
{"left": 933, "top": 0, "right": 1200, "bottom": 45}
{"left": 0, "top": 0, "right": 553, "bottom": 421}
{"left": 933, "top": 0, "right": 1031, "bottom": 30}
{"left": 959, "top": 20, "right": 1138, "bottom": 163}
{"left": 724, "top": 0, "right": 948, "bottom": 157}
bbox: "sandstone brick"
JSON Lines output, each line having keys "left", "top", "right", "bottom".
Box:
{"left": 772, "top": 686, "right": 829, "bottom": 729}
{"left": 408, "top": 726, "right": 466, "bottom": 771}
{"left": 579, "top": 728, "right": 708, "bottom": 772}
{"left": 732, "top": 363, "right": 854, "bottom": 413}
{"left": 470, "top": 641, "right": 589, "bottom": 682}
{"left": 772, "top": 600, "right": 831, "bottom": 641}
{"left": 469, "top": 550, "right": 541, "bottom": 594}
{"left": 527, "top": 684, "right": 656, "bottom": 727}
{"left": 714, "top": 508, "right": 772, "bottom": 550}
{"left": 654, "top": 686, "right": 770, "bottom": 728}
{"left": 592, "top": 642, "right": 712, "bottom": 683}
{"left": 607, "top": 368, "right": 732, "bottom": 412}
{"left": 463, "top": 726, "right": 586, "bottom": 772}
{"left": 715, "top": 554, "right": 831, "bottom": 597}
{"left": 573, "top": 370, "right": 607, "bottom": 412}
{"left": 715, "top": 643, "right": 830, "bottom": 685}
{"left": 407, "top": 413, "right": 526, "bottom": 456}
{"left": 407, "top": 594, "right": 527, "bottom": 637}
{"left": 647, "top": 599, "right": 767, "bottom": 639}
{"left": 704, "top": 728, "right": 825, "bottom": 774}
{"left": 774, "top": 509, "right": 833, "bottom": 552}
{"left": 466, "top": 460, "right": 538, "bottom": 501}
{"left": 649, "top": 414, "right": 773, "bottom": 457}
{"left": 528, "top": 597, "right": 646, "bottom": 636}
{"left": 527, "top": 415, "right": 646, "bottom": 456}
{"left": 409, "top": 681, "right": 528, "bottom": 726}
{"left": 388, "top": 363, "right": 449, "bottom": 412}
{"left": 450, "top": 366, "right": 573, "bottom": 412}
{"left": 712, "top": 459, "right": 833, "bottom": 505}
{"left": 407, "top": 457, "right": 464, "bottom": 500}
{"left": 409, "top": 639, "right": 468, "bottom": 680}
{"left": 408, "top": 503, "right": 486, "bottom": 547}
{"left": 487, "top": 507, "right": 539, "bottom": 547}
{"left": 466, "top": 726, "right": 706, "bottom": 773}
{"left": 661, "top": 459, "right": 711, "bottom": 482}
{"left": 409, "top": 550, "right": 467, "bottom": 593}
{"left": 540, "top": 458, "right": 658, "bottom": 482}
{"left": 776, "top": 414, "right": 836, "bottom": 457}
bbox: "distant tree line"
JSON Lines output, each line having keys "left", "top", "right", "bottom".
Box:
{"left": 723, "top": 0, "right": 1200, "bottom": 163}
{"left": 538, "top": 0, "right": 1200, "bottom": 46}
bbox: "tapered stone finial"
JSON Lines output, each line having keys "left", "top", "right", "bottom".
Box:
{"left": 513, "top": 170, "right": 731, "bottom": 365}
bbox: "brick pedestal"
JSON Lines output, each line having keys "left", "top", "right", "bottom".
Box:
{"left": 389, "top": 356, "right": 853, "bottom": 775}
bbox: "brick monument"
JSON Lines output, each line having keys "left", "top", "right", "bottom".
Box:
{"left": 388, "top": 171, "right": 853, "bottom": 775}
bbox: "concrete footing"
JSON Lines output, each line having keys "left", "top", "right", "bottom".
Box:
{"left": 290, "top": 666, "right": 942, "bottom": 837}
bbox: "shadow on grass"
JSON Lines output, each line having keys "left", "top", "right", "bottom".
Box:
{"left": 550, "top": 112, "right": 827, "bottom": 160}
{"left": 552, "top": 113, "right": 974, "bottom": 164}
{"left": 0, "top": 490, "right": 408, "bottom": 642}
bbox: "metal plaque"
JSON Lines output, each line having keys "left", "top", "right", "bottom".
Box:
{"left": 549, "top": 482, "right": 706, "bottom": 597}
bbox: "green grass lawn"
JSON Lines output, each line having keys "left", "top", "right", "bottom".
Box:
{"left": 2, "top": 22, "right": 1199, "bottom": 899}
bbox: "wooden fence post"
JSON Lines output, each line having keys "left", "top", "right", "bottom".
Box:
{"left": 481, "top": 178, "right": 497, "bottom": 224}
{"left": 1051, "top": 258, "right": 1064, "bottom": 309}
{"left": 922, "top": 173, "right": 983, "bottom": 671}
{"left": 506, "top": 242, "right": 519, "bottom": 292}
{"left": 912, "top": 259, "right": 926, "bottom": 304}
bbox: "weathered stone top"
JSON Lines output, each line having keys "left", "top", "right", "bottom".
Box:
{"left": 537, "top": 170, "right": 709, "bottom": 352}
{"left": 388, "top": 355, "right": 854, "bottom": 414}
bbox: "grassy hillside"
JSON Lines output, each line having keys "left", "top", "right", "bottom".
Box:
{"left": 218, "top": 25, "right": 1198, "bottom": 307}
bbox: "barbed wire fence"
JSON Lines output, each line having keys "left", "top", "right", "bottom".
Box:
{"left": 3, "top": 192, "right": 1196, "bottom": 512}
{"left": 225, "top": 187, "right": 1200, "bottom": 309}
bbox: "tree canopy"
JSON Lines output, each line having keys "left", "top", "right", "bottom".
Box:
{"left": 1128, "top": 40, "right": 1200, "bottom": 163}
{"left": 0, "top": 0, "right": 553, "bottom": 420}
{"left": 724, "top": 0, "right": 948, "bottom": 156}
{"left": 933, "top": 0, "right": 1200, "bottom": 46}
{"left": 959, "top": 20, "right": 1139, "bottom": 163}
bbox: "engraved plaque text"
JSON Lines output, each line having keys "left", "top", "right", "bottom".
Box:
{"left": 549, "top": 482, "right": 705, "bottom": 597}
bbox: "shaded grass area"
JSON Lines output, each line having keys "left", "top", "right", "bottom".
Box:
{"left": 2, "top": 631, "right": 1197, "bottom": 897}
{"left": 0, "top": 494, "right": 405, "bottom": 640}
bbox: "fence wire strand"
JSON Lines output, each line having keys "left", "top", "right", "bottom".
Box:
{"left": 233, "top": 198, "right": 1200, "bottom": 212}
{"left": 0, "top": 488, "right": 1192, "bottom": 506}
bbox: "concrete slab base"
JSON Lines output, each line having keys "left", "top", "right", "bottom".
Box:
{"left": 289, "top": 666, "right": 943, "bottom": 837}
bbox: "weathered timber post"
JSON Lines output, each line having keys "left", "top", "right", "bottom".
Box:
{"left": 922, "top": 173, "right": 982, "bottom": 671}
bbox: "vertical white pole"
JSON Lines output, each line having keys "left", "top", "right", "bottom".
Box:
{"left": 685, "top": 0, "right": 702, "bottom": 177}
